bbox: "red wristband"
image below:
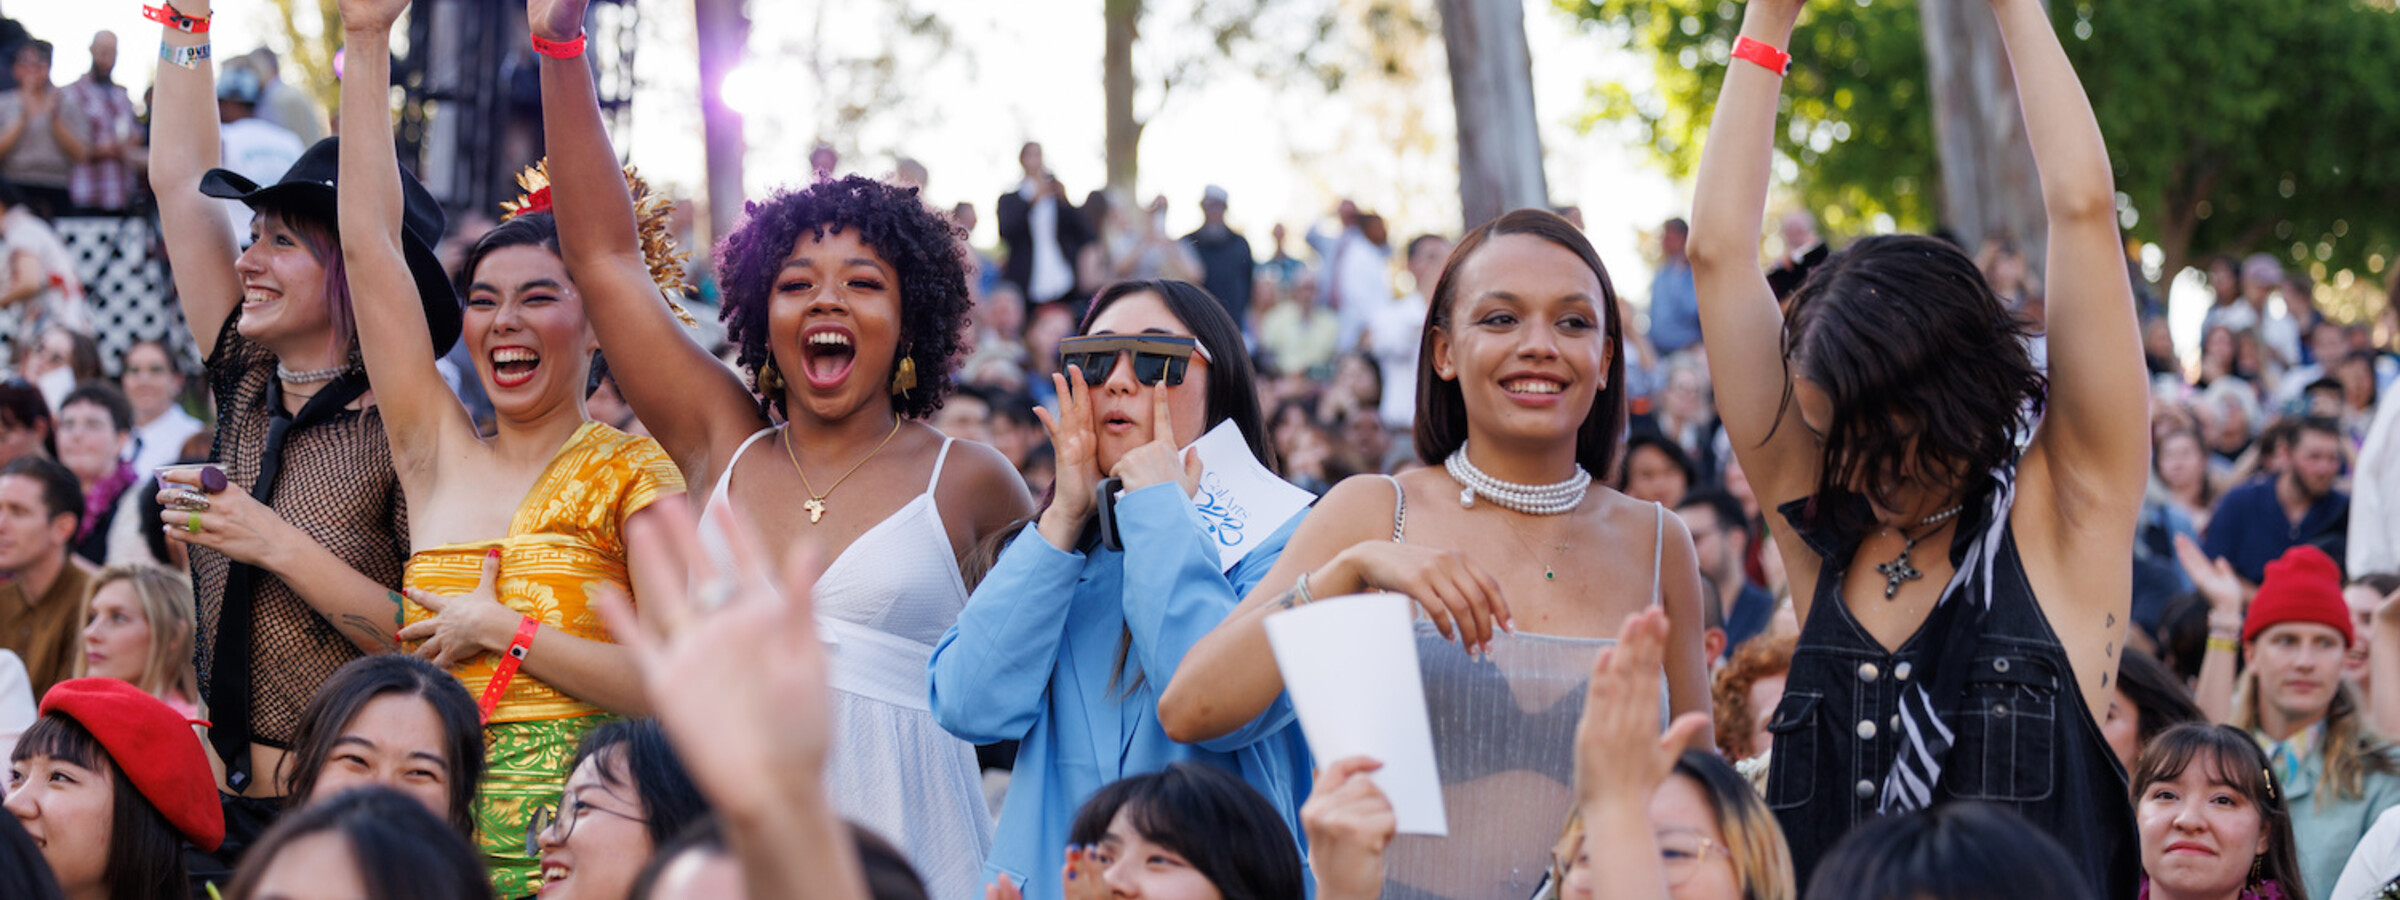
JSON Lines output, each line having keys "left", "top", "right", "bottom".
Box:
{"left": 145, "top": 2, "right": 211, "bottom": 34}
{"left": 477, "top": 615, "right": 541, "bottom": 724}
{"left": 531, "top": 32, "right": 586, "bottom": 59}
{"left": 1732, "top": 36, "right": 1790, "bottom": 77}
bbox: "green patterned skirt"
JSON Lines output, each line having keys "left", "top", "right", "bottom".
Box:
{"left": 477, "top": 714, "right": 616, "bottom": 899}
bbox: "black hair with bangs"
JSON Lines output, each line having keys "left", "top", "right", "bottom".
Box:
{"left": 1065, "top": 762, "right": 1302, "bottom": 900}
{"left": 10, "top": 715, "right": 185, "bottom": 900}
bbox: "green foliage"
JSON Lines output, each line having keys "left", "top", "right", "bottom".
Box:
{"left": 2070, "top": 0, "right": 2400, "bottom": 281}
{"left": 1565, "top": 0, "right": 2400, "bottom": 290}
{"left": 1562, "top": 0, "right": 1936, "bottom": 233}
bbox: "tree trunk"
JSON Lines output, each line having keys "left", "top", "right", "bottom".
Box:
{"left": 695, "top": 0, "right": 751, "bottom": 248}
{"left": 1919, "top": 0, "right": 2046, "bottom": 266}
{"left": 1103, "top": 0, "right": 1143, "bottom": 193}
{"left": 1437, "top": 0, "right": 1548, "bottom": 231}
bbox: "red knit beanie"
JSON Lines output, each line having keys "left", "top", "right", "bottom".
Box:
{"left": 2240, "top": 546, "right": 2353, "bottom": 647}
{"left": 37, "top": 679, "right": 224, "bottom": 851}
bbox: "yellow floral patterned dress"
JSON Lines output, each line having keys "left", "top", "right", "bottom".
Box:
{"left": 400, "top": 422, "right": 683, "bottom": 897}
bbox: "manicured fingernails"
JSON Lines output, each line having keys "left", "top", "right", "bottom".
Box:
{"left": 487, "top": 549, "right": 502, "bottom": 559}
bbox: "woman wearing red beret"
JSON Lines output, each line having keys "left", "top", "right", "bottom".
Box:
{"left": 4, "top": 678, "right": 224, "bottom": 900}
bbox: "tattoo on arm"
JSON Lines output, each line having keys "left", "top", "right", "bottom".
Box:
{"left": 339, "top": 614, "right": 399, "bottom": 652}
{"left": 388, "top": 591, "right": 406, "bottom": 627}
{"left": 1270, "top": 585, "right": 1302, "bottom": 612}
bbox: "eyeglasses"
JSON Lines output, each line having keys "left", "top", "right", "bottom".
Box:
{"left": 1058, "top": 333, "right": 1211, "bottom": 387}
{"left": 524, "top": 793, "right": 648, "bottom": 855}
{"left": 1657, "top": 828, "right": 1733, "bottom": 887}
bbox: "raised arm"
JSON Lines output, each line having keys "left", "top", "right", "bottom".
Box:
{"left": 147, "top": 0, "right": 244, "bottom": 354}
{"left": 1684, "top": 0, "right": 1823, "bottom": 615}
{"left": 533, "top": 0, "right": 761, "bottom": 475}
{"left": 1988, "top": 0, "right": 2148, "bottom": 513}
{"left": 338, "top": 0, "right": 464, "bottom": 471}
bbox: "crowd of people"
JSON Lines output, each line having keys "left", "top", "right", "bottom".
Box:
{"left": 0, "top": 0, "right": 2390, "bottom": 898}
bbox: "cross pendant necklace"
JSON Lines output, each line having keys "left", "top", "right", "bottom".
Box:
{"left": 783, "top": 419, "right": 903, "bottom": 526}
{"left": 1874, "top": 504, "right": 1965, "bottom": 600}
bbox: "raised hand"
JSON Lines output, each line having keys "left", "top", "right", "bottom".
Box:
{"left": 337, "top": 0, "right": 411, "bottom": 33}
{"left": 527, "top": 0, "right": 592, "bottom": 42}
{"left": 1061, "top": 845, "right": 1109, "bottom": 900}
{"left": 399, "top": 550, "right": 514, "bottom": 667}
{"left": 1033, "top": 366, "right": 1104, "bottom": 548}
{"left": 594, "top": 495, "right": 835, "bottom": 809}
{"left": 2172, "top": 534, "right": 2244, "bottom": 615}
{"left": 1109, "top": 385, "right": 1202, "bottom": 497}
{"left": 1302, "top": 756, "right": 1398, "bottom": 900}
{"left": 1574, "top": 607, "right": 1711, "bottom": 812}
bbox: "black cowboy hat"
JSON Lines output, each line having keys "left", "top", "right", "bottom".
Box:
{"left": 198, "top": 137, "right": 462, "bottom": 356}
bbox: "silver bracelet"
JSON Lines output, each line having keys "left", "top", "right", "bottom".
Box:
{"left": 160, "top": 42, "right": 211, "bottom": 70}
{"left": 1293, "top": 572, "right": 1316, "bottom": 607}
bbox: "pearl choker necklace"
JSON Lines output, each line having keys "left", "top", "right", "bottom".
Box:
{"left": 276, "top": 363, "right": 352, "bottom": 385}
{"left": 1444, "top": 444, "right": 1591, "bottom": 516}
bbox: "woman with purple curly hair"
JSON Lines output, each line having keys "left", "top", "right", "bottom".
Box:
{"left": 528, "top": 1, "right": 1033, "bottom": 895}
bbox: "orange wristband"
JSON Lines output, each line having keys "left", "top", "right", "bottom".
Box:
{"left": 1732, "top": 36, "right": 1790, "bottom": 76}
{"left": 477, "top": 615, "right": 540, "bottom": 724}
{"left": 531, "top": 32, "right": 586, "bottom": 59}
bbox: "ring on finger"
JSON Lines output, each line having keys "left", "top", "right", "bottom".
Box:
{"left": 166, "top": 490, "right": 211, "bottom": 512}
{"left": 694, "top": 576, "right": 735, "bottom": 612}
{"left": 185, "top": 512, "right": 203, "bottom": 534}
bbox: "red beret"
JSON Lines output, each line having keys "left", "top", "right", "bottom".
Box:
{"left": 38, "top": 679, "right": 223, "bottom": 852}
{"left": 2242, "top": 546, "right": 2353, "bottom": 648}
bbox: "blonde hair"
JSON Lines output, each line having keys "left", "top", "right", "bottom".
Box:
{"left": 75, "top": 563, "right": 201, "bottom": 710}
{"left": 2232, "top": 668, "right": 2400, "bottom": 807}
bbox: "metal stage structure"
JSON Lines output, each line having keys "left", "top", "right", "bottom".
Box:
{"left": 396, "top": 0, "right": 643, "bottom": 219}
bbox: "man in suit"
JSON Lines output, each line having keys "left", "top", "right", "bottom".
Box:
{"left": 996, "top": 142, "right": 1093, "bottom": 308}
{"left": 1766, "top": 208, "right": 1828, "bottom": 300}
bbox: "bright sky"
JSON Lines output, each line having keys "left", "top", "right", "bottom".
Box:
{"left": 15, "top": 1, "right": 2216, "bottom": 346}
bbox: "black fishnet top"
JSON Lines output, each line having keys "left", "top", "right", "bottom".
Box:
{"left": 193, "top": 310, "right": 409, "bottom": 750}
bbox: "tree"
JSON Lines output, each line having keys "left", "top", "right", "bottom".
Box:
{"left": 1564, "top": 0, "right": 2400, "bottom": 295}
{"left": 1440, "top": 0, "right": 1550, "bottom": 228}
{"left": 265, "top": 0, "right": 344, "bottom": 116}
{"left": 1917, "top": 0, "right": 2041, "bottom": 258}
{"left": 1099, "top": 0, "right": 1340, "bottom": 193}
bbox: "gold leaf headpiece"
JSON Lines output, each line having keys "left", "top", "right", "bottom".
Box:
{"left": 503, "top": 159, "right": 698, "bottom": 327}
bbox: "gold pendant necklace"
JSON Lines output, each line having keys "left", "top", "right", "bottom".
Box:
{"left": 784, "top": 419, "right": 903, "bottom": 524}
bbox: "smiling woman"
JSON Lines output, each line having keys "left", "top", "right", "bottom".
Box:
{"left": 529, "top": 0, "right": 1034, "bottom": 891}
{"left": 335, "top": 3, "right": 690, "bottom": 894}
{"left": 1159, "top": 210, "right": 1713, "bottom": 899}
{"left": 2133, "top": 724, "right": 2306, "bottom": 900}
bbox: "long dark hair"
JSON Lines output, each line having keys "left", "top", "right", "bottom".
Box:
{"left": 10, "top": 715, "right": 185, "bottom": 900}
{"left": 569, "top": 719, "right": 710, "bottom": 850}
{"left": 225, "top": 786, "right": 493, "bottom": 900}
{"left": 0, "top": 379, "right": 56, "bottom": 459}
{"left": 281, "top": 655, "right": 485, "bottom": 836}
{"left": 0, "top": 815, "right": 61, "bottom": 900}
{"left": 2132, "top": 723, "right": 2306, "bottom": 900}
{"left": 1415, "top": 208, "right": 1627, "bottom": 478}
{"left": 1806, "top": 801, "right": 2093, "bottom": 900}
{"left": 1065, "top": 762, "right": 1303, "bottom": 900}
{"left": 1778, "top": 234, "right": 2047, "bottom": 509}
{"left": 1080, "top": 279, "right": 1274, "bottom": 469}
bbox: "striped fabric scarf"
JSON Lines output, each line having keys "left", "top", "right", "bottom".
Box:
{"left": 1876, "top": 468, "right": 2020, "bottom": 814}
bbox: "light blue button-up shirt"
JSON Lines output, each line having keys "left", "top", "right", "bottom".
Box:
{"left": 930, "top": 483, "right": 1313, "bottom": 898}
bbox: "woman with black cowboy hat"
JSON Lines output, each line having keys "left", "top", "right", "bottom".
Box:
{"left": 146, "top": 0, "right": 459, "bottom": 840}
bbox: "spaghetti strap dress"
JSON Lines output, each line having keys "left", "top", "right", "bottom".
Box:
{"left": 701, "top": 430, "right": 992, "bottom": 900}
{"left": 1381, "top": 476, "right": 1670, "bottom": 900}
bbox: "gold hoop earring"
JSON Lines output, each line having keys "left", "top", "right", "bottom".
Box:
{"left": 760, "top": 359, "right": 786, "bottom": 395}
{"left": 891, "top": 353, "right": 918, "bottom": 395}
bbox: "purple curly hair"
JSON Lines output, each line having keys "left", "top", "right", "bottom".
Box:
{"left": 713, "top": 175, "right": 971, "bottom": 420}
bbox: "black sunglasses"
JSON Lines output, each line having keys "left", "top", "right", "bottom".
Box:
{"left": 1058, "top": 334, "right": 1209, "bottom": 387}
